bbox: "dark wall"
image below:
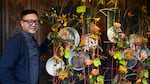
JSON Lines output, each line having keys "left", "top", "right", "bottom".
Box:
{"left": 0, "top": 0, "right": 2, "bottom": 55}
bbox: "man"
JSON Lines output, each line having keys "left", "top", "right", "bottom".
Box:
{"left": 0, "top": 9, "right": 49, "bottom": 84}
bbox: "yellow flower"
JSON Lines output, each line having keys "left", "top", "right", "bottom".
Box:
{"left": 58, "top": 70, "right": 69, "bottom": 80}
{"left": 124, "top": 49, "right": 135, "bottom": 60}
{"left": 60, "top": 46, "right": 64, "bottom": 57}
{"left": 94, "top": 17, "right": 100, "bottom": 22}
{"left": 143, "top": 37, "right": 148, "bottom": 43}
{"left": 129, "top": 34, "right": 135, "bottom": 39}
{"left": 136, "top": 79, "right": 141, "bottom": 84}
{"left": 53, "top": 54, "right": 62, "bottom": 62}
{"left": 89, "top": 34, "right": 99, "bottom": 40}
{"left": 119, "top": 65, "right": 128, "bottom": 73}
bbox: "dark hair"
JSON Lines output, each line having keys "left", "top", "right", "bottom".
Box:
{"left": 21, "top": 9, "right": 39, "bottom": 19}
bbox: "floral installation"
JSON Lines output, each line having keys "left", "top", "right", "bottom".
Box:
{"left": 40, "top": 0, "right": 150, "bottom": 84}
{"left": 40, "top": 0, "right": 107, "bottom": 84}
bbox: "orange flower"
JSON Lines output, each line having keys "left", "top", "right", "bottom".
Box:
{"left": 91, "top": 69, "right": 99, "bottom": 76}
{"left": 80, "top": 35, "right": 85, "bottom": 41}
{"left": 85, "top": 59, "right": 93, "bottom": 66}
{"left": 62, "top": 30, "right": 67, "bottom": 36}
{"left": 51, "top": 27, "right": 58, "bottom": 32}
{"left": 65, "top": 44, "right": 70, "bottom": 51}
{"left": 137, "top": 36, "right": 143, "bottom": 43}
{"left": 127, "top": 11, "right": 134, "bottom": 17}
{"left": 91, "top": 25, "right": 100, "bottom": 33}
{"left": 113, "top": 22, "right": 121, "bottom": 28}
{"left": 124, "top": 49, "right": 134, "bottom": 60}
{"left": 108, "top": 50, "right": 115, "bottom": 56}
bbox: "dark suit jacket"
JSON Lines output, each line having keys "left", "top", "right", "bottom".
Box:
{"left": 0, "top": 32, "right": 49, "bottom": 84}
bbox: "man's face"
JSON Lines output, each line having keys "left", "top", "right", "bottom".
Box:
{"left": 20, "top": 13, "right": 39, "bottom": 34}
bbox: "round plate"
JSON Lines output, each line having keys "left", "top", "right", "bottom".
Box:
{"left": 83, "top": 34, "right": 98, "bottom": 51}
{"left": 68, "top": 51, "right": 90, "bottom": 71}
{"left": 135, "top": 49, "right": 150, "bottom": 61}
{"left": 107, "top": 26, "right": 122, "bottom": 43}
{"left": 45, "top": 57, "right": 65, "bottom": 76}
{"left": 57, "top": 27, "right": 80, "bottom": 46}
{"left": 126, "top": 56, "right": 137, "bottom": 69}
{"left": 123, "top": 48, "right": 137, "bottom": 69}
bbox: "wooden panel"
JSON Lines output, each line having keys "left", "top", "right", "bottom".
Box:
{"left": 2, "top": 0, "right": 31, "bottom": 48}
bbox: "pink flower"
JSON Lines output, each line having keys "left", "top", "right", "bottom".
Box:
{"left": 119, "top": 32, "right": 126, "bottom": 39}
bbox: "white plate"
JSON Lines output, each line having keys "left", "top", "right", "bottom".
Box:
{"left": 68, "top": 51, "right": 90, "bottom": 71}
{"left": 107, "top": 26, "right": 122, "bottom": 43}
{"left": 83, "top": 34, "right": 98, "bottom": 51}
{"left": 57, "top": 27, "right": 80, "bottom": 47}
{"left": 45, "top": 57, "right": 65, "bottom": 76}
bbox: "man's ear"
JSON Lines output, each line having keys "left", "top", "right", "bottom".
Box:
{"left": 20, "top": 20, "right": 24, "bottom": 26}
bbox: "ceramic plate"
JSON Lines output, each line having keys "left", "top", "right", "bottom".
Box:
{"left": 83, "top": 34, "right": 98, "bottom": 51}
{"left": 122, "top": 48, "right": 137, "bottom": 69}
{"left": 45, "top": 57, "right": 65, "bottom": 76}
{"left": 107, "top": 26, "right": 122, "bottom": 43}
{"left": 57, "top": 27, "right": 80, "bottom": 47}
{"left": 68, "top": 51, "right": 90, "bottom": 71}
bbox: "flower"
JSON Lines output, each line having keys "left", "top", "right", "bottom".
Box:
{"left": 113, "top": 22, "right": 121, "bottom": 28}
{"left": 85, "top": 59, "right": 93, "bottom": 66}
{"left": 91, "top": 69, "right": 99, "bottom": 76}
{"left": 58, "top": 69, "right": 69, "bottom": 80}
{"left": 119, "top": 65, "right": 128, "bottom": 73}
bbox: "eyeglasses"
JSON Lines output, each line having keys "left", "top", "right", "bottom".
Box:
{"left": 22, "top": 19, "right": 39, "bottom": 26}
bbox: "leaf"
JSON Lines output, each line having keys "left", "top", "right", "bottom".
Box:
{"left": 93, "top": 58, "right": 101, "bottom": 67}
{"left": 51, "top": 32, "right": 57, "bottom": 38}
{"left": 76, "top": 6, "right": 86, "bottom": 13}
{"left": 142, "top": 78, "right": 148, "bottom": 84}
{"left": 64, "top": 49, "right": 71, "bottom": 59}
{"left": 40, "top": 19, "right": 44, "bottom": 24}
{"left": 97, "top": 75, "right": 104, "bottom": 83}
{"left": 45, "top": 12, "right": 49, "bottom": 17}
{"left": 119, "top": 60, "right": 127, "bottom": 66}
{"left": 114, "top": 51, "right": 123, "bottom": 60}
{"left": 143, "top": 69, "right": 149, "bottom": 78}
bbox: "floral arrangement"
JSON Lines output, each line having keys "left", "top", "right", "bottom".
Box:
{"left": 40, "top": 0, "right": 106, "bottom": 83}
{"left": 40, "top": 0, "right": 150, "bottom": 84}
{"left": 108, "top": 18, "right": 150, "bottom": 84}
